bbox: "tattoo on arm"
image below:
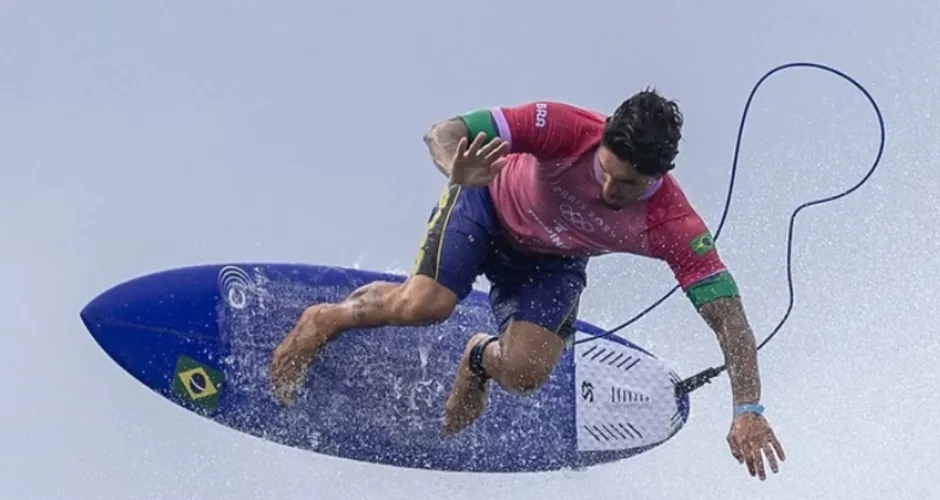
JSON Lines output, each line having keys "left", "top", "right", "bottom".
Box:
{"left": 423, "top": 118, "right": 468, "bottom": 178}
{"left": 697, "top": 296, "right": 762, "bottom": 405}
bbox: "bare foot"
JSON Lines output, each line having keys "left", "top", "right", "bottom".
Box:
{"left": 270, "top": 304, "right": 333, "bottom": 406}
{"left": 442, "top": 333, "right": 494, "bottom": 437}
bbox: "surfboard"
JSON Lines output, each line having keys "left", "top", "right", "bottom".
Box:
{"left": 79, "top": 262, "right": 690, "bottom": 473}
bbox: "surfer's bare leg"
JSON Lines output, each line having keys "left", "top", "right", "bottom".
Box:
{"left": 441, "top": 249, "right": 585, "bottom": 436}
{"left": 307, "top": 275, "right": 457, "bottom": 339}
{"left": 442, "top": 321, "right": 565, "bottom": 436}
{"left": 270, "top": 276, "right": 457, "bottom": 405}
{"left": 271, "top": 182, "right": 496, "bottom": 406}
{"left": 476, "top": 320, "right": 567, "bottom": 393}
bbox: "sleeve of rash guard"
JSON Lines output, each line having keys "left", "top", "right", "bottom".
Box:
{"left": 458, "top": 101, "right": 598, "bottom": 161}
{"left": 648, "top": 214, "right": 741, "bottom": 309}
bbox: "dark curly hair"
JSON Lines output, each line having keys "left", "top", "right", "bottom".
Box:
{"left": 602, "top": 88, "right": 683, "bottom": 176}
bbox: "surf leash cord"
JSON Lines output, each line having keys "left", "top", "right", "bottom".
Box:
{"left": 571, "top": 61, "right": 886, "bottom": 399}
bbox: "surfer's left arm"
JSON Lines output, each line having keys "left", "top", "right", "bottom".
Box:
{"left": 693, "top": 291, "right": 761, "bottom": 406}
{"left": 649, "top": 215, "right": 762, "bottom": 407}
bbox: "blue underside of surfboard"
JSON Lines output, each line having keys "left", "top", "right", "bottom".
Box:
{"left": 80, "top": 262, "right": 690, "bottom": 473}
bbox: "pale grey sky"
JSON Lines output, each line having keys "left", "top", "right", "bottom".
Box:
{"left": 3, "top": 1, "right": 939, "bottom": 499}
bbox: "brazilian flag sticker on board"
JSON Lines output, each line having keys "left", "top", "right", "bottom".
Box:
{"left": 170, "top": 354, "right": 224, "bottom": 412}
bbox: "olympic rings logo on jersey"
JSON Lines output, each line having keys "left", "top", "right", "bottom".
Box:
{"left": 559, "top": 204, "right": 594, "bottom": 232}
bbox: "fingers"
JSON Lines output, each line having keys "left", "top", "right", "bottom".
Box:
{"left": 751, "top": 438, "right": 788, "bottom": 480}
{"left": 729, "top": 434, "right": 759, "bottom": 479}
{"left": 462, "top": 132, "right": 508, "bottom": 160}
{"left": 764, "top": 429, "right": 784, "bottom": 472}
{"left": 478, "top": 136, "right": 509, "bottom": 160}
{"left": 729, "top": 426, "right": 785, "bottom": 481}
{"left": 744, "top": 440, "right": 781, "bottom": 481}
{"left": 489, "top": 157, "right": 508, "bottom": 177}
{"left": 750, "top": 443, "right": 765, "bottom": 480}
{"left": 771, "top": 432, "right": 786, "bottom": 462}
{"left": 465, "top": 132, "right": 487, "bottom": 155}
{"left": 451, "top": 132, "right": 509, "bottom": 186}
{"left": 763, "top": 443, "right": 779, "bottom": 475}
{"left": 455, "top": 136, "right": 469, "bottom": 158}
{"left": 732, "top": 437, "right": 757, "bottom": 479}
{"left": 727, "top": 434, "right": 743, "bottom": 464}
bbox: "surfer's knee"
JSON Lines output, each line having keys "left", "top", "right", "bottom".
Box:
{"left": 390, "top": 275, "right": 458, "bottom": 325}
{"left": 493, "top": 323, "right": 564, "bottom": 395}
{"left": 499, "top": 356, "right": 554, "bottom": 395}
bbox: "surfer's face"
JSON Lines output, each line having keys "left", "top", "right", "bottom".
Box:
{"left": 596, "top": 147, "right": 661, "bottom": 209}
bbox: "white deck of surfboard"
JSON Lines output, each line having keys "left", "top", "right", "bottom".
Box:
{"left": 572, "top": 331, "right": 684, "bottom": 453}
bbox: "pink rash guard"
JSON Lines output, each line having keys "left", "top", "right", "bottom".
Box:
{"left": 470, "top": 101, "right": 729, "bottom": 292}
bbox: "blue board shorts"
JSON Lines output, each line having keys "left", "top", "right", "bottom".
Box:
{"left": 412, "top": 183, "right": 589, "bottom": 344}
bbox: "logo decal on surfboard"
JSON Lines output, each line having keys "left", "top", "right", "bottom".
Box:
{"left": 217, "top": 265, "right": 269, "bottom": 310}
{"left": 170, "top": 354, "right": 225, "bottom": 412}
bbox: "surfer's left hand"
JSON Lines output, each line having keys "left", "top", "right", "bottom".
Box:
{"left": 727, "top": 412, "right": 785, "bottom": 481}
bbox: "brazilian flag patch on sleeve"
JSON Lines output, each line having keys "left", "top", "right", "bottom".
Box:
{"left": 689, "top": 231, "right": 716, "bottom": 255}
{"left": 170, "top": 354, "right": 224, "bottom": 412}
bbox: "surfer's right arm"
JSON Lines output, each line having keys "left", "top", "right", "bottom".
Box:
{"left": 423, "top": 102, "right": 599, "bottom": 176}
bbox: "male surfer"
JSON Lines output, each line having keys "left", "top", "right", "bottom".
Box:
{"left": 270, "top": 90, "right": 785, "bottom": 481}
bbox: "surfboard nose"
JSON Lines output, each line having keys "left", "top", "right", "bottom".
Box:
{"left": 79, "top": 293, "right": 105, "bottom": 336}
{"left": 77, "top": 265, "right": 232, "bottom": 394}
{"left": 79, "top": 282, "right": 130, "bottom": 344}
{"left": 77, "top": 264, "right": 225, "bottom": 346}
